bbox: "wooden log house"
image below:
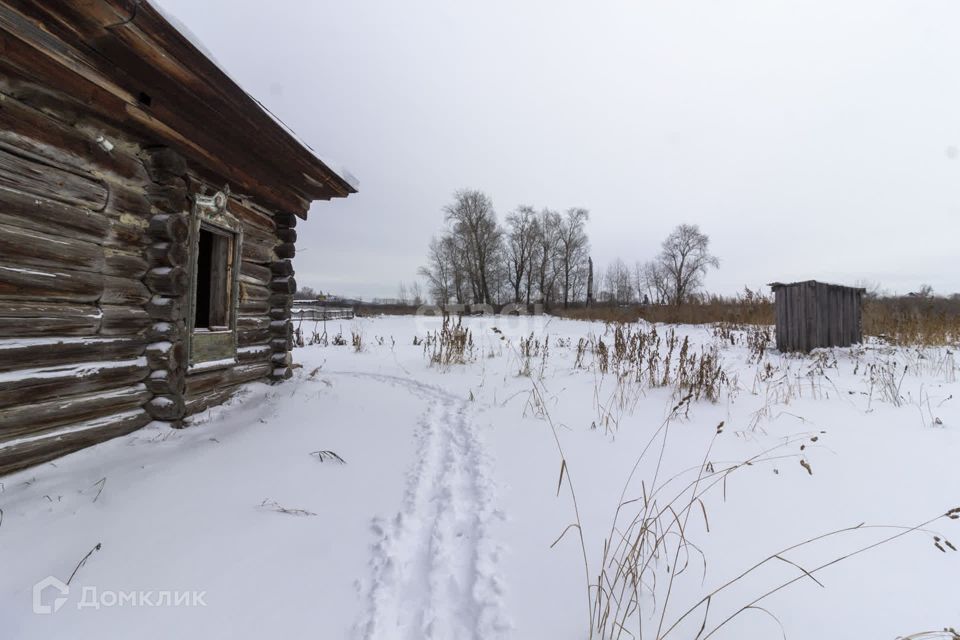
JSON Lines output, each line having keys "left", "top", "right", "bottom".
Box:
{"left": 0, "top": 1, "right": 357, "bottom": 475}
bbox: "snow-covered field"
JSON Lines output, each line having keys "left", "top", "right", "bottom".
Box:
{"left": 1, "top": 315, "right": 958, "bottom": 639}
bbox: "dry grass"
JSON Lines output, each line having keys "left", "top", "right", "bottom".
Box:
{"left": 516, "top": 327, "right": 960, "bottom": 639}
{"left": 863, "top": 297, "right": 960, "bottom": 346}
{"left": 423, "top": 314, "right": 474, "bottom": 366}
{"left": 543, "top": 397, "right": 960, "bottom": 639}
{"left": 559, "top": 293, "right": 960, "bottom": 348}
{"left": 557, "top": 289, "right": 774, "bottom": 327}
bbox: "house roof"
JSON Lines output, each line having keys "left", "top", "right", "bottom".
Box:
{"left": 768, "top": 280, "right": 866, "bottom": 293}
{"left": 0, "top": 0, "right": 357, "bottom": 218}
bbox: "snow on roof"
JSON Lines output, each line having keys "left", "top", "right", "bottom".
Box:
{"left": 148, "top": 1, "right": 359, "bottom": 191}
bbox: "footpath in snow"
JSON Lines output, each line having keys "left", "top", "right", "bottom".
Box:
{"left": 349, "top": 373, "right": 508, "bottom": 640}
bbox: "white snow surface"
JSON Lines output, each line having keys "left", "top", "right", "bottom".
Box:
{"left": 1, "top": 315, "right": 958, "bottom": 639}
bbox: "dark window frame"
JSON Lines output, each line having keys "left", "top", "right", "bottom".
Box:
{"left": 186, "top": 191, "right": 243, "bottom": 367}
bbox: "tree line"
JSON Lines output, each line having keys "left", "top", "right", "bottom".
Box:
{"left": 417, "top": 189, "right": 719, "bottom": 308}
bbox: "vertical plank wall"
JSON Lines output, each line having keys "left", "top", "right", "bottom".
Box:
{"left": 773, "top": 281, "right": 864, "bottom": 353}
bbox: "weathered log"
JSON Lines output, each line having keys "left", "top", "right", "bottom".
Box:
{"left": 0, "top": 28, "right": 319, "bottom": 217}
{"left": 145, "top": 182, "right": 189, "bottom": 214}
{"left": 146, "top": 241, "right": 188, "bottom": 269}
{"left": 146, "top": 321, "right": 183, "bottom": 342}
{"left": 0, "top": 408, "right": 151, "bottom": 476}
{"left": 144, "top": 266, "right": 187, "bottom": 296}
{"left": 0, "top": 357, "right": 149, "bottom": 406}
{"left": 145, "top": 394, "right": 186, "bottom": 421}
{"left": 0, "top": 261, "right": 103, "bottom": 302}
{"left": 146, "top": 340, "right": 187, "bottom": 372}
{"left": 277, "top": 227, "right": 297, "bottom": 244}
{"left": 270, "top": 367, "right": 293, "bottom": 381}
{"left": 0, "top": 336, "right": 146, "bottom": 373}
{"left": 0, "top": 223, "right": 105, "bottom": 273}
{"left": 184, "top": 362, "right": 272, "bottom": 416}
{"left": 186, "top": 362, "right": 272, "bottom": 399}
{"left": 236, "top": 344, "right": 271, "bottom": 364}
{"left": 268, "top": 293, "right": 292, "bottom": 309}
{"left": 0, "top": 301, "right": 101, "bottom": 336}
{"left": 275, "top": 242, "right": 295, "bottom": 259}
{"left": 271, "top": 351, "right": 292, "bottom": 368}
{"left": 104, "top": 249, "right": 148, "bottom": 278}
{"left": 0, "top": 383, "right": 150, "bottom": 437}
{"left": 0, "top": 144, "right": 108, "bottom": 210}
{"left": 100, "top": 304, "right": 151, "bottom": 335}
{"left": 270, "top": 260, "right": 294, "bottom": 277}
{"left": 230, "top": 361, "right": 273, "bottom": 384}
{"left": 270, "top": 276, "right": 296, "bottom": 294}
{"left": 239, "top": 282, "right": 270, "bottom": 302}
{"left": 145, "top": 368, "right": 177, "bottom": 395}
{"left": 184, "top": 386, "right": 236, "bottom": 417}
{"left": 106, "top": 180, "right": 153, "bottom": 218}
{"left": 238, "top": 315, "right": 271, "bottom": 331}
{"left": 146, "top": 295, "right": 183, "bottom": 322}
{"left": 147, "top": 213, "right": 188, "bottom": 243}
{"left": 140, "top": 147, "right": 187, "bottom": 182}
{"left": 238, "top": 327, "right": 271, "bottom": 346}
{"left": 104, "top": 218, "right": 150, "bottom": 249}
{"left": 0, "top": 184, "right": 109, "bottom": 243}
{"left": 240, "top": 261, "right": 272, "bottom": 287}
{"left": 274, "top": 212, "right": 297, "bottom": 229}
{"left": 269, "top": 307, "right": 289, "bottom": 321}
{"left": 185, "top": 366, "right": 231, "bottom": 396}
{"left": 269, "top": 319, "right": 292, "bottom": 339}
{"left": 241, "top": 238, "right": 276, "bottom": 264}
{"left": 0, "top": 88, "right": 149, "bottom": 182}
{"left": 101, "top": 275, "right": 151, "bottom": 305}
{"left": 238, "top": 298, "right": 270, "bottom": 315}
{"left": 269, "top": 337, "right": 293, "bottom": 352}
{"left": 228, "top": 198, "right": 276, "bottom": 232}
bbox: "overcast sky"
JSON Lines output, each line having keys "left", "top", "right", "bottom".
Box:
{"left": 155, "top": 0, "right": 960, "bottom": 299}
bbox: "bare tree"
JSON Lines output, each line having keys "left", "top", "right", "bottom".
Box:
{"left": 419, "top": 196, "right": 595, "bottom": 309}
{"left": 418, "top": 235, "right": 457, "bottom": 305}
{"left": 656, "top": 224, "right": 719, "bottom": 305}
{"left": 505, "top": 205, "right": 539, "bottom": 303}
{"left": 639, "top": 260, "right": 668, "bottom": 304}
{"left": 294, "top": 285, "right": 320, "bottom": 301}
{"left": 556, "top": 207, "right": 590, "bottom": 308}
{"left": 854, "top": 279, "right": 887, "bottom": 300}
{"left": 534, "top": 208, "right": 561, "bottom": 307}
{"left": 444, "top": 189, "right": 502, "bottom": 304}
{"left": 605, "top": 258, "right": 633, "bottom": 305}
{"left": 410, "top": 281, "right": 423, "bottom": 305}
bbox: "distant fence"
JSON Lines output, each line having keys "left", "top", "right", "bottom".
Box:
{"left": 291, "top": 302, "right": 355, "bottom": 321}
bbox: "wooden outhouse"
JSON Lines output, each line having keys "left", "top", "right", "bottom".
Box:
{"left": 769, "top": 281, "right": 865, "bottom": 352}
{"left": 0, "top": 1, "right": 357, "bottom": 475}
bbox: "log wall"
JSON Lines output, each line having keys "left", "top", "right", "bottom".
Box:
{"left": 0, "top": 72, "right": 298, "bottom": 474}
{"left": 0, "top": 79, "right": 152, "bottom": 474}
